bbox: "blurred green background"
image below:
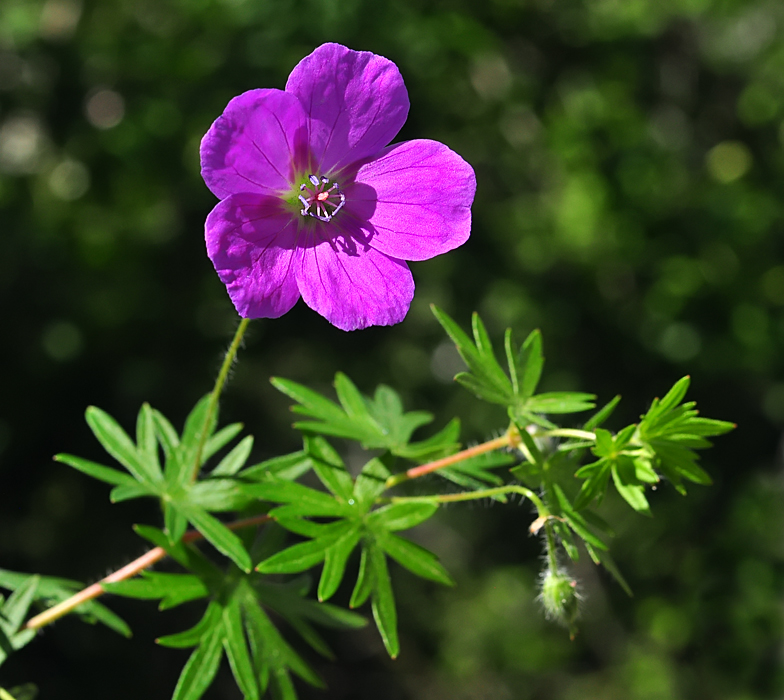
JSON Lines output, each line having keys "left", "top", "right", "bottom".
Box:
{"left": 1, "top": 0, "right": 783, "bottom": 698}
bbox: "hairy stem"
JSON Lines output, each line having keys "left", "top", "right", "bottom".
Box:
{"left": 545, "top": 521, "right": 559, "bottom": 572}
{"left": 384, "top": 432, "right": 517, "bottom": 489}
{"left": 191, "top": 317, "right": 251, "bottom": 481}
{"left": 24, "top": 514, "right": 269, "bottom": 632}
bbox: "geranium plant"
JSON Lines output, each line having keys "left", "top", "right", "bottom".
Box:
{"left": 0, "top": 44, "right": 732, "bottom": 700}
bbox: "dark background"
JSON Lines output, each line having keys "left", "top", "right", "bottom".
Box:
{"left": 1, "top": 0, "right": 783, "bottom": 698}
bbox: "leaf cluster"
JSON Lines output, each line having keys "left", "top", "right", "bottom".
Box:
{"left": 3, "top": 308, "right": 734, "bottom": 700}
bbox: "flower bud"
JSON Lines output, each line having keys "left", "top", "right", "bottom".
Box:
{"left": 539, "top": 568, "right": 580, "bottom": 637}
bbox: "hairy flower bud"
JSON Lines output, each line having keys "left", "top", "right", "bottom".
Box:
{"left": 539, "top": 568, "right": 581, "bottom": 638}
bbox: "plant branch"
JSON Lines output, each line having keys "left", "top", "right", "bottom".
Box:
{"left": 192, "top": 317, "right": 251, "bottom": 481}
{"left": 24, "top": 514, "right": 269, "bottom": 632}
{"left": 385, "top": 431, "right": 517, "bottom": 489}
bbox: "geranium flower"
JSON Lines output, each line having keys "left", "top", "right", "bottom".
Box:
{"left": 201, "top": 43, "right": 476, "bottom": 331}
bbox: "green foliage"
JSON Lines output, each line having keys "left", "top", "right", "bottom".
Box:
{"left": 271, "top": 374, "right": 460, "bottom": 460}
{"left": 251, "top": 436, "right": 453, "bottom": 658}
{"left": 56, "top": 398, "right": 255, "bottom": 572}
{"left": 7, "top": 310, "right": 732, "bottom": 699}
{"left": 0, "top": 569, "right": 130, "bottom": 638}
{"left": 574, "top": 377, "right": 735, "bottom": 513}
{"left": 432, "top": 306, "right": 596, "bottom": 429}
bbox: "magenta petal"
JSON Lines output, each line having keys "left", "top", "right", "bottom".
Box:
{"left": 200, "top": 89, "right": 308, "bottom": 199}
{"left": 349, "top": 139, "right": 476, "bottom": 262}
{"left": 285, "top": 43, "right": 409, "bottom": 175}
{"left": 206, "top": 194, "right": 302, "bottom": 318}
{"left": 296, "top": 235, "right": 414, "bottom": 331}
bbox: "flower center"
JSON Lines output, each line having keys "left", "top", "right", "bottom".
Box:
{"left": 298, "top": 175, "right": 345, "bottom": 222}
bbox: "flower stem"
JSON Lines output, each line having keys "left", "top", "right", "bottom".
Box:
{"left": 24, "top": 514, "right": 269, "bottom": 632}
{"left": 191, "top": 317, "right": 251, "bottom": 481}
{"left": 384, "top": 432, "right": 517, "bottom": 489}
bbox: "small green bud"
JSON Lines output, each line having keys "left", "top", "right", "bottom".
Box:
{"left": 539, "top": 568, "right": 580, "bottom": 638}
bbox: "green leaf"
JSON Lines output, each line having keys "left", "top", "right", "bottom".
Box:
{"left": 188, "top": 478, "right": 255, "bottom": 512}
{"left": 365, "top": 502, "right": 438, "bottom": 532}
{"left": 431, "top": 306, "right": 513, "bottom": 404}
{"left": 517, "top": 329, "right": 544, "bottom": 399}
{"left": 258, "top": 523, "right": 355, "bottom": 574}
{"left": 369, "top": 542, "right": 398, "bottom": 658}
{"left": 54, "top": 454, "right": 139, "bottom": 488}
{"left": 104, "top": 572, "right": 208, "bottom": 610}
{"left": 179, "top": 505, "right": 252, "bottom": 572}
{"left": 584, "top": 395, "right": 621, "bottom": 430}
{"left": 275, "top": 375, "right": 439, "bottom": 457}
{"left": 0, "top": 575, "right": 38, "bottom": 634}
{"left": 272, "top": 376, "right": 348, "bottom": 426}
{"left": 454, "top": 372, "right": 511, "bottom": 405}
{"left": 167, "top": 395, "right": 213, "bottom": 487}
{"left": 136, "top": 403, "right": 161, "bottom": 475}
{"left": 0, "top": 569, "right": 131, "bottom": 638}
{"left": 0, "top": 576, "right": 39, "bottom": 665}
{"left": 376, "top": 532, "right": 454, "bottom": 586}
{"left": 157, "top": 602, "right": 222, "bottom": 649}
{"left": 164, "top": 502, "right": 188, "bottom": 544}
{"left": 202, "top": 423, "right": 244, "bottom": 464}
{"left": 334, "top": 372, "right": 376, "bottom": 425}
{"left": 152, "top": 409, "right": 180, "bottom": 459}
{"left": 611, "top": 462, "right": 651, "bottom": 515}
{"left": 171, "top": 623, "right": 223, "bottom": 700}
{"left": 305, "top": 436, "right": 354, "bottom": 502}
{"left": 210, "top": 435, "right": 253, "bottom": 476}
{"left": 574, "top": 459, "right": 611, "bottom": 510}
{"left": 353, "top": 457, "right": 391, "bottom": 508}
{"left": 551, "top": 484, "right": 608, "bottom": 551}
{"left": 365, "top": 385, "right": 433, "bottom": 451}
{"left": 240, "top": 451, "right": 312, "bottom": 481}
{"left": 133, "top": 526, "right": 222, "bottom": 582}
{"left": 525, "top": 392, "right": 596, "bottom": 414}
{"left": 240, "top": 587, "right": 323, "bottom": 688}
{"left": 3, "top": 684, "right": 37, "bottom": 700}
{"left": 222, "top": 596, "right": 259, "bottom": 700}
{"left": 109, "top": 482, "right": 150, "bottom": 503}
{"left": 350, "top": 546, "right": 373, "bottom": 609}
{"left": 585, "top": 543, "right": 632, "bottom": 596}
{"left": 395, "top": 417, "right": 461, "bottom": 461}
{"left": 318, "top": 526, "right": 363, "bottom": 602}
{"left": 241, "top": 479, "right": 355, "bottom": 518}
{"left": 85, "top": 407, "right": 162, "bottom": 489}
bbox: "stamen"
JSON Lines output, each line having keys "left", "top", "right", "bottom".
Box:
{"left": 299, "top": 174, "right": 345, "bottom": 222}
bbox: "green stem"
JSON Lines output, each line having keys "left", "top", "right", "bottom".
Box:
{"left": 388, "top": 485, "right": 548, "bottom": 514}
{"left": 537, "top": 428, "right": 596, "bottom": 441}
{"left": 544, "top": 521, "right": 559, "bottom": 572}
{"left": 191, "top": 317, "right": 251, "bottom": 481}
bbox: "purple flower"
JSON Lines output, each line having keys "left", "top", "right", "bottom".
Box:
{"left": 200, "top": 43, "right": 476, "bottom": 331}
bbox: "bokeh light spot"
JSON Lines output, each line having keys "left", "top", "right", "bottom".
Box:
{"left": 48, "top": 158, "right": 89, "bottom": 200}
{"left": 85, "top": 88, "right": 125, "bottom": 129}
{"left": 706, "top": 141, "right": 752, "bottom": 183}
{"left": 42, "top": 321, "right": 83, "bottom": 361}
{"left": 658, "top": 322, "right": 701, "bottom": 362}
